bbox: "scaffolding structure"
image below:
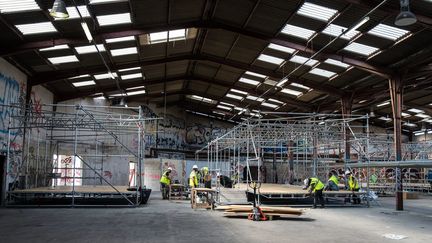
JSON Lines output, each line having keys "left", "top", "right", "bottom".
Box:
{"left": 3, "top": 103, "right": 157, "bottom": 207}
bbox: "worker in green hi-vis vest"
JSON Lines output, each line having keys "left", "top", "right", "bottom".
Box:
{"left": 325, "top": 172, "right": 339, "bottom": 191}
{"left": 160, "top": 167, "right": 172, "bottom": 199}
{"left": 189, "top": 165, "right": 199, "bottom": 188}
{"left": 303, "top": 177, "right": 325, "bottom": 208}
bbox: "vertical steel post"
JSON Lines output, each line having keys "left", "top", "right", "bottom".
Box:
{"left": 71, "top": 105, "right": 79, "bottom": 207}
{"left": 341, "top": 95, "right": 353, "bottom": 167}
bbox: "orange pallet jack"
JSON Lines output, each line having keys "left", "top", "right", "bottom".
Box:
{"left": 248, "top": 181, "right": 268, "bottom": 221}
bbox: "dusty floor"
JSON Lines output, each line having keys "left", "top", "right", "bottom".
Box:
{"left": 0, "top": 194, "right": 431, "bottom": 243}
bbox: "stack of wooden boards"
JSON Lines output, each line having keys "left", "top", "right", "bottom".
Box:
{"left": 216, "top": 205, "right": 304, "bottom": 218}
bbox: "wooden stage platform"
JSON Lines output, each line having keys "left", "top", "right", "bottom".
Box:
{"left": 10, "top": 186, "right": 136, "bottom": 194}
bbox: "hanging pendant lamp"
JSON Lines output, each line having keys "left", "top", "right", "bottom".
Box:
{"left": 50, "top": 0, "right": 69, "bottom": 19}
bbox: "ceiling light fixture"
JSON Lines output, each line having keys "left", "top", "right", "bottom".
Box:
{"left": 81, "top": 22, "right": 93, "bottom": 42}
{"left": 50, "top": 0, "right": 69, "bottom": 19}
{"left": 395, "top": 0, "right": 417, "bottom": 26}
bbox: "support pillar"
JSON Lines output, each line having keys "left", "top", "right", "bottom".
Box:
{"left": 389, "top": 75, "right": 404, "bottom": 211}
{"left": 341, "top": 95, "right": 353, "bottom": 164}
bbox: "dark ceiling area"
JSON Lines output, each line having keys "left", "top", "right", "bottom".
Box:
{"left": 1, "top": 0, "right": 432, "bottom": 131}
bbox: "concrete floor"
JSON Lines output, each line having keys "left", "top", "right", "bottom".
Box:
{"left": 0, "top": 194, "right": 431, "bottom": 243}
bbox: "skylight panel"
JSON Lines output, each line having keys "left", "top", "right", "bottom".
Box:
{"left": 343, "top": 42, "right": 379, "bottom": 56}
{"left": 322, "top": 24, "right": 359, "bottom": 40}
{"left": 261, "top": 102, "right": 279, "bottom": 109}
{"left": 121, "top": 73, "right": 143, "bottom": 80}
{"left": 230, "top": 89, "right": 248, "bottom": 95}
{"left": 245, "top": 71, "right": 267, "bottom": 79}
{"left": 264, "top": 78, "right": 277, "bottom": 86}
{"left": 110, "top": 47, "right": 138, "bottom": 56}
{"left": 217, "top": 105, "right": 232, "bottom": 111}
{"left": 239, "top": 77, "right": 260, "bottom": 86}
{"left": 297, "top": 2, "right": 338, "bottom": 22}
{"left": 52, "top": 6, "right": 90, "bottom": 20}
{"left": 39, "top": 45, "right": 69, "bottom": 52}
{"left": 127, "top": 90, "right": 146, "bottom": 96}
{"left": 416, "top": 113, "right": 431, "bottom": 119}
{"left": 324, "top": 59, "right": 351, "bottom": 69}
{"left": 246, "top": 95, "right": 265, "bottom": 102}
{"left": 0, "top": 0, "right": 40, "bottom": 13}
{"left": 268, "top": 98, "right": 284, "bottom": 105}
{"left": 377, "top": 101, "right": 390, "bottom": 107}
{"left": 149, "top": 29, "right": 187, "bottom": 44}
{"left": 48, "top": 55, "right": 79, "bottom": 64}
{"left": 309, "top": 68, "right": 337, "bottom": 78}
{"left": 68, "top": 74, "right": 90, "bottom": 79}
{"left": 220, "top": 102, "right": 235, "bottom": 107}
{"left": 94, "top": 72, "right": 118, "bottom": 80}
{"left": 90, "top": 0, "right": 126, "bottom": 4}
{"left": 289, "top": 55, "right": 319, "bottom": 66}
{"left": 126, "top": 86, "right": 145, "bottom": 90}
{"left": 72, "top": 80, "right": 96, "bottom": 87}
{"left": 15, "top": 22, "right": 57, "bottom": 35}
{"left": 281, "top": 24, "right": 316, "bottom": 40}
{"left": 188, "top": 95, "right": 215, "bottom": 104}
{"left": 119, "top": 67, "right": 141, "bottom": 72}
{"left": 97, "top": 13, "right": 131, "bottom": 26}
{"left": 401, "top": 112, "right": 411, "bottom": 117}
{"left": 290, "top": 83, "right": 311, "bottom": 91}
{"left": 257, "top": 54, "right": 285, "bottom": 65}
{"left": 281, "top": 88, "right": 303, "bottom": 97}
{"left": 75, "top": 44, "right": 105, "bottom": 54}
{"left": 105, "top": 36, "right": 135, "bottom": 43}
{"left": 226, "top": 93, "right": 244, "bottom": 100}
{"left": 267, "top": 43, "right": 295, "bottom": 54}
{"left": 408, "top": 108, "right": 424, "bottom": 113}
{"left": 368, "top": 24, "right": 410, "bottom": 41}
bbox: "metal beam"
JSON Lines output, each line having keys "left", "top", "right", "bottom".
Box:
{"left": 1, "top": 20, "right": 391, "bottom": 77}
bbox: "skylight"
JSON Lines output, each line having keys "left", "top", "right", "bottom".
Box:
{"left": 39, "top": 45, "right": 69, "bottom": 52}
{"left": 290, "top": 82, "right": 311, "bottom": 91}
{"left": 72, "top": 80, "right": 96, "bottom": 87}
{"left": 377, "top": 101, "right": 390, "bottom": 107}
{"left": 48, "top": 55, "right": 79, "bottom": 64}
{"left": 267, "top": 43, "right": 295, "bottom": 54}
{"left": 68, "top": 74, "right": 90, "bottom": 79}
{"left": 90, "top": 0, "right": 126, "bottom": 4}
{"left": 368, "top": 24, "right": 410, "bottom": 41}
{"left": 188, "top": 95, "right": 215, "bottom": 104}
{"left": 297, "top": 2, "right": 338, "bottom": 22}
{"left": 97, "top": 13, "right": 131, "bottom": 26}
{"left": 220, "top": 102, "right": 235, "bottom": 107}
{"left": 0, "top": 0, "right": 40, "bottom": 13}
{"left": 52, "top": 6, "right": 90, "bottom": 20}
{"left": 230, "top": 89, "right": 248, "bottom": 95}
{"left": 105, "top": 36, "right": 135, "bottom": 43}
{"left": 149, "top": 29, "right": 187, "bottom": 44}
{"left": 324, "top": 59, "right": 351, "bottom": 69}
{"left": 401, "top": 112, "right": 411, "bottom": 117}
{"left": 94, "top": 72, "right": 118, "bottom": 80}
{"left": 261, "top": 102, "right": 279, "bottom": 109}
{"left": 119, "top": 67, "right": 141, "bottom": 72}
{"left": 322, "top": 24, "right": 359, "bottom": 40}
{"left": 289, "top": 55, "right": 319, "bottom": 66}
{"left": 309, "top": 68, "right": 337, "bottom": 78}
{"left": 110, "top": 47, "right": 138, "bottom": 56}
{"left": 217, "top": 105, "right": 232, "bottom": 111}
{"left": 257, "top": 54, "right": 285, "bottom": 65}
{"left": 408, "top": 108, "right": 424, "bottom": 113}
{"left": 264, "top": 78, "right": 277, "bottom": 86}
{"left": 268, "top": 98, "right": 284, "bottom": 105}
{"left": 246, "top": 95, "right": 265, "bottom": 102}
{"left": 15, "top": 22, "right": 57, "bottom": 35}
{"left": 126, "top": 86, "right": 145, "bottom": 90}
{"left": 127, "top": 90, "right": 146, "bottom": 96}
{"left": 343, "top": 42, "right": 379, "bottom": 56}
{"left": 239, "top": 77, "right": 260, "bottom": 86}
{"left": 281, "top": 88, "right": 303, "bottom": 97}
{"left": 226, "top": 93, "right": 244, "bottom": 100}
{"left": 245, "top": 71, "right": 267, "bottom": 79}
{"left": 121, "top": 73, "right": 143, "bottom": 80}
{"left": 75, "top": 44, "right": 105, "bottom": 54}
{"left": 416, "top": 113, "right": 431, "bottom": 119}
{"left": 281, "top": 24, "right": 316, "bottom": 40}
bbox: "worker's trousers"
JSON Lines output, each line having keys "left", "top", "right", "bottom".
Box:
{"left": 161, "top": 183, "right": 170, "bottom": 199}
{"left": 314, "top": 189, "right": 325, "bottom": 208}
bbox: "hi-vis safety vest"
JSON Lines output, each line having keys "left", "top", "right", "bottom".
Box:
{"left": 310, "top": 177, "right": 325, "bottom": 192}
{"left": 189, "top": 170, "right": 198, "bottom": 187}
{"left": 348, "top": 175, "right": 360, "bottom": 190}
{"left": 329, "top": 175, "right": 339, "bottom": 185}
{"left": 160, "top": 171, "right": 171, "bottom": 185}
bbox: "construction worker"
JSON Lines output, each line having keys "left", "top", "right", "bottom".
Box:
{"left": 345, "top": 170, "right": 361, "bottom": 204}
{"left": 160, "top": 167, "right": 172, "bottom": 199}
{"left": 189, "top": 165, "right": 199, "bottom": 188}
{"left": 303, "top": 177, "right": 325, "bottom": 208}
{"left": 325, "top": 172, "right": 339, "bottom": 191}
{"left": 200, "top": 166, "right": 211, "bottom": 188}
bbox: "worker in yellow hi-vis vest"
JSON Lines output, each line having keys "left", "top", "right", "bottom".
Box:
{"left": 189, "top": 165, "right": 199, "bottom": 188}
{"left": 345, "top": 170, "right": 361, "bottom": 204}
{"left": 160, "top": 167, "right": 172, "bottom": 199}
{"left": 303, "top": 177, "right": 325, "bottom": 208}
{"left": 325, "top": 172, "right": 339, "bottom": 191}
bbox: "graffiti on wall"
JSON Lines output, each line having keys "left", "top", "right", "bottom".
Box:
{"left": 0, "top": 72, "right": 25, "bottom": 135}
{"left": 186, "top": 124, "right": 227, "bottom": 146}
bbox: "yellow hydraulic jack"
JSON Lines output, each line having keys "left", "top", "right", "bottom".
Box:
{"left": 248, "top": 181, "right": 267, "bottom": 221}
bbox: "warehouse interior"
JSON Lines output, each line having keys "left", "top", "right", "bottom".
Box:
{"left": 0, "top": 0, "right": 431, "bottom": 242}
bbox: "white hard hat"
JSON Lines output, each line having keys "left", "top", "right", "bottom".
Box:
{"left": 192, "top": 165, "right": 198, "bottom": 169}
{"left": 345, "top": 170, "right": 351, "bottom": 175}
{"left": 167, "top": 167, "right": 172, "bottom": 171}
{"left": 303, "top": 178, "right": 309, "bottom": 185}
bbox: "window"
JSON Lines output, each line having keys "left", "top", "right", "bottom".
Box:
{"left": 267, "top": 43, "right": 295, "bottom": 54}
{"left": 309, "top": 68, "right": 337, "bottom": 78}
{"left": 126, "top": 86, "right": 145, "bottom": 91}
{"left": 324, "top": 59, "right": 350, "bottom": 69}
{"left": 268, "top": 98, "right": 284, "bottom": 104}
{"left": 75, "top": 44, "right": 106, "bottom": 54}
{"left": 322, "top": 24, "right": 359, "bottom": 40}
{"left": 246, "top": 95, "right": 265, "bottom": 102}
{"left": 48, "top": 55, "right": 79, "bottom": 64}
{"left": 52, "top": 155, "right": 82, "bottom": 186}
{"left": 343, "top": 42, "right": 379, "bottom": 56}
{"left": 72, "top": 80, "right": 96, "bottom": 87}
{"left": 15, "top": 22, "right": 57, "bottom": 35}
{"left": 289, "top": 55, "right": 319, "bottom": 66}
{"left": 94, "top": 72, "right": 118, "bottom": 79}
{"left": 244, "top": 71, "right": 266, "bottom": 79}
{"left": 97, "top": 13, "right": 131, "bottom": 26}
{"left": 257, "top": 54, "right": 285, "bottom": 65}
{"left": 68, "top": 74, "right": 90, "bottom": 79}
{"left": 368, "top": 24, "right": 410, "bottom": 41}
{"left": 281, "top": 24, "right": 316, "bottom": 40}
{"left": 239, "top": 77, "right": 260, "bottom": 86}
{"left": 226, "top": 93, "right": 244, "bottom": 100}
{"left": 297, "top": 2, "right": 338, "bottom": 22}
{"left": 0, "top": 0, "right": 40, "bottom": 13}
{"left": 121, "top": 73, "right": 143, "bottom": 80}
{"left": 187, "top": 95, "right": 216, "bottom": 104}
{"left": 110, "top": 47, "right": 138, "bottom": 56}
{"left": 105, "top": 36, "right": 135, "bottom": 43}
{"left": 149, "top": 29, "right": 187, "bottom": 44}
{"left": 127, "top": 90, "right": 146, "bottom": 96}
{"left": 217, "top": 105, "right": 232, "bottom": 111}
{"left": 281, "top": 88, "right": 303, "bottom": 97}
{"left": 119, "top": 67, "right": 141, "bottom": 72}
{"left": 261, "top": 102, "right": 279, "bottom": 109}
{"left": 230, "top": 89, "right": 248, "bottom": 95}
{"left": 39, "top": 45, "right": 69, "bottom": 52}
{"left": 220, "top": 102, "right": 235, "bottom": 107}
